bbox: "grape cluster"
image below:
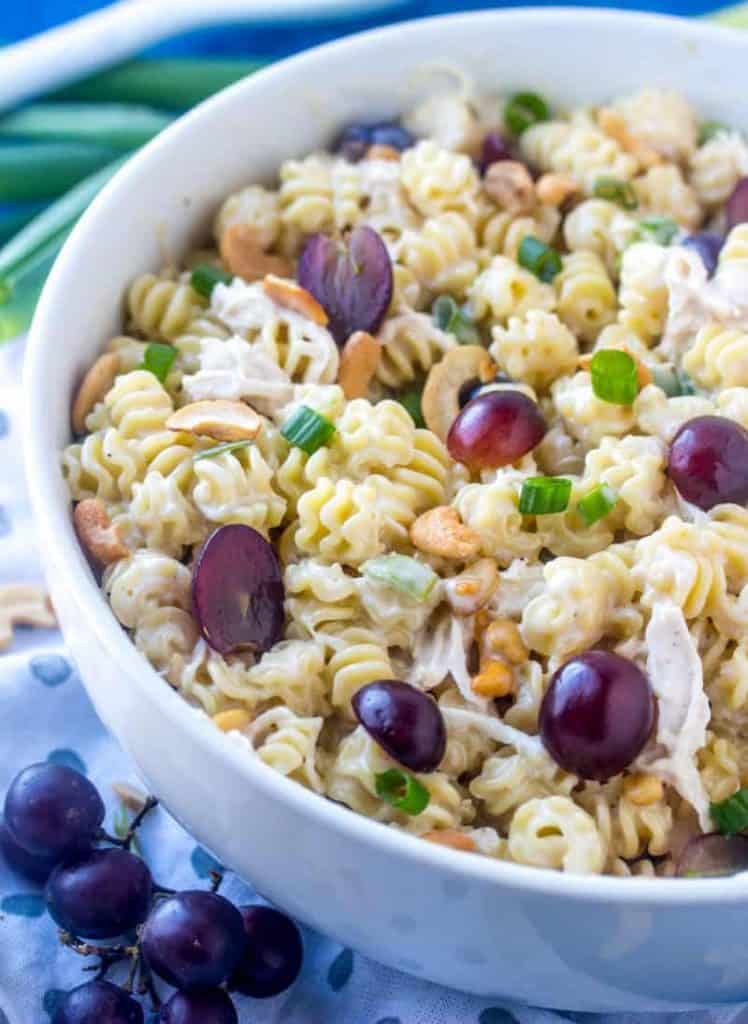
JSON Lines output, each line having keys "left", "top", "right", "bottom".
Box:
{"left": 1, "top": 763, "right": 302, "bottom": 1023}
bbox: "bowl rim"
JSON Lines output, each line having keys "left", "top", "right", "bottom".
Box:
{"left": 24, "top": 5, "right": 748, "bottom": 903}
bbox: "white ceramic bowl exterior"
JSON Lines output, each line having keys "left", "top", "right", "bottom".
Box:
{"left": 24, "top": 10, "right": 748, "bottom": 1009}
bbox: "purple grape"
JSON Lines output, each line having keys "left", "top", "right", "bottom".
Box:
{"left": 352, "top": 680, "right": 446, "bottom": 773}
{"left": 682, "top": 232, "right": 723, "bottom": 276}
{"left": 298, "top": 226, "right": 393, "bottom": 345}
{"left": 668, "top": 415, "right": 748, "bottom": 510}
{"left": 677, "top": 833, "right": 748, "bottom": 877}
{"left": 192, "top": 525, "right": 284, "bottom": 656}
{"left": 159, "top": 988, "right": 237, "bottom": 1024}
{"left": 726, "top": 176, "right": 748, "bottom": 230}
{"left": 4, "top": 763, "right": 104, "bottom": 860}
{"left": 46, "top": 847, "right": 153, "bottom": 939}
{"left": 479, "top": 131, "right": 513, "bottom": 174}
{"left": 230, "top": 905, "right": 303, "bottom": 998}
{"left": 447, "top": 390, "right": 547, "bottom": 470}
{"left": 53, "top": 981, "right": 143, "bottom": 1024}
{"left": 141, "top": 891, "right": 246, "bottom": 990}
{"left": 335, "top": 120, "right": 414, "bottom": 162}
{"left": 539, "top": 651, "right": 655, "bottom": 780}
{"left": 0, "top": 819, "right": 58, "bottom": 882}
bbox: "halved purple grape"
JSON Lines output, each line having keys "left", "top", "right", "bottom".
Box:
{"left": 4, "top": 762, "right": 104, "bottom": 860}
{"left": 334, "top": 120, "right": 414, "bottom": 162}
{"left": 159, "top": 988, "right": 238, "bottom": 1024}
{"left": 53, "top": 981, "right": 144, "bottom": 1024}
{"left": 479, "top": 132, "right": 513, "bottom": 174}
{"left": 298, "top": 226, "right": 393, "bottom": 345}
{"left": 682, "top": 232, "right": 723, "bottom": 277}
{"left": 352, "top": 680, "right": 446, "bottom": 773}
{"left": 668, "top": 415, "right": 748, "bottom": 510}
{"left": 447, "top": 390, "right": 547, "bottom": 470}
{"left": 0, "top": 819, "right": 58, "bottom": 883}
{"left": 676, "top": 833, "right": 748, "bottom": 877}
{"left": 192, "top": 525, "right": 284, "bottom": 656}
{"left": 726, "top": 177, "right": 748, "bottom": 230}
{"left": 539, "top": 651, "right": 655, "bottom": 781}
{"left": 141, "top": 891, "right": 247, "bottom": 990}
{"left": 46, "top": 847, "right": 153, "bottom": 939}
{"left": 230, "top": 905, "right": 303, "bottom": 998}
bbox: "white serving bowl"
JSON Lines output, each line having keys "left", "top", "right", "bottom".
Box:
{"left": 24, "top": 9, "right": 748, "bottom": 1010}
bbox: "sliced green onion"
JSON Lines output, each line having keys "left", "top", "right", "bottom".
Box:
{"left": 431, "top": 294, "right": 480, "bottom": 343}
{"left": 504, "top": 92, "right": 550, "bottom": 136}
{"left": 593, "top": 176, "right": 638, "bottom": 211}
{"left": 519, "top": 476, "right": 572, "bottom": 515}
{"left": 141, "top": 342, "right": 176, "bottom": 383}
{"left": 280, "top": 405, "right": 336, "bottom": 454}
{"left": 652, "top": 365, "right": 698, "bottom": 398}
{"left": 699, "top": 120, "right": 729, "bottom": 145}
{"left": 590, "top": 349, "right": 639, "bottom": 405}
{"left": 362, "top": 554, "right": 438, "bottom": 602}
{"left": 577, "top": 483, "right": 618, "bottom": 526}
{"left": 0, "top": 141, "right": 121, "bottom": 202}
{"left": 636, "top": 216, "right": 679, "bottom": 246}
{"left": 52, "top": 58, "right": 268, "bottom": 111}
{"left": 711, "top": 788, "right": 748, "bottom": 835}
{"left": 0, "top": 233, "right": 60, "bottom": 341}
{"left": 0, "top": 104, "right": 173, "bottom": 150}
{"left": 375, "top": 769, "right": 430, "bottom": 815}
{"left": 517, "top": 236, "right": 563, "bottom": 283}
{"left": 0, "top": 202, "right": 48, "bottom": 246}
{"left": 395, "top": 387, "right": 425, "bottom": 428}
{"left": 190, "top": 263, "right": 233, "bottom": 299}
{"left": 193, "top": 440, "right": 253, "bottom": 462}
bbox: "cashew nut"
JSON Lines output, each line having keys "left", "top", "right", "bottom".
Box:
{"left": 444, "top": 558, "right": 499, "bottom": 615}
{"left": 422, "top": 345, "right": 496, "bottom": 442}
{"left": 536, "top": 173, "right": 580, "bottom": 207}
{"left": 73, "top": 498, "right": 129, "bottom": 566}
{"left": 409, "top": 506, "right": 482, "bottom": 561}
{"left": 166, "top": 399, "right": 263, "bottom": 442}
{"left": 483, "top": 160, "right": 536, "bottom": 214}
{"left": 0, "top": 584, "right": 56, "bottom": 650}
{"left": 71, "top": 352, "right": 121, "bottom": 435}
{"left": 338, "top": 330, "right": 381, "bottom": 399}
{"left": 366, "top": 144, "right": 401, "bottom": 162}
{"left": 423, "top": 830, "right": 477, "bottom": 852}
{"left": 219, "top": 222, "right": 292, "bottom": 282}
{"left": 263, "top": 274, "right": 328, "bottom": 325}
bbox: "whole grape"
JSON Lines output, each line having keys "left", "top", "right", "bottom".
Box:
{"left": 352, "top": 680, "right": 446, "bottom": 773}
{"left": 0, "top": 819, "right": 58, "bottom": 883}
{"left": 159, "top": 988, "right": 238, "bottom": 1024}
{"left": 668, "top": 415, "right": 748, "bottom": 510}
{"left": 141, "top": 891, "right": 246, "bottom": 990}
{"left": 230, "top": 905, "right": 303, "bottom": 998}
{"left": 4, "top": 763, "right": 104, "bottom": 859}
{"left": 52, "top": 981, "right": 143, "bottom": 1024}
{"left": 46, "top": 848, "right": 153, "bottom": 939}
{"left": 447, "top": 390, "right": 547, "bottom": 470}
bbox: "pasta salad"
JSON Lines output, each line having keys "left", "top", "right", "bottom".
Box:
{"left": 63, "top": 80, "right": 748, "bottom": 877}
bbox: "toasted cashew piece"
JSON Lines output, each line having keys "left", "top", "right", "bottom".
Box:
{"left": 596, "top": 108, "right": 662, "bottom": 169}
{"left": 423, "top": 830, "right": 477, "bottom": 852}
{"left": 444, "top": 558, "right": 499, "bottom": 615}
{"left": 0, "top": 584, "right": 57, "bottom": 650}
{"left": 482, "top": 619, "right": 528, "bottom": 665}
{"left": 623, "top": 773, "right": 665, "bottom": 806}
{"left": 263, "top": 275, "right": 328, "bottom": 325}
{"left": 422, "top": 346, "right": 496, "bottom": 442}
{"left": 366, "top": 144, "right": 401, "bottom": 162}
{"left": 471, "top": 659, "right": 515, "bottom": 698}
{"left": 213, "top": 708, "right": 252, "bottom": 732}
{"left": 219, "top": 222, "right": 292, "bottom": 282}
{"left": 111, "top": 781, "right": 149, "bottom": 814}
{"left": 536, "top": 172, "right": 580, "bottom": 207}
{"left": 410, "top": 506, "right": 482, "bottom": 561}
{"left": 579, "top": 350, "right": 653, "bottom": 389}
{"left": 338, "top": 330, "right": 381, "bottom": 399}
{"left": 484, "top": 160, "right": 536, "bottom": 214}
{"left": 166, "top": 400, "right": 262, "bottom": 442}
{"left": 74, "top": 498, "right": 129, "bottom": 566}
{"left": 71, "top": 352, "right": 121, "bottom": 435}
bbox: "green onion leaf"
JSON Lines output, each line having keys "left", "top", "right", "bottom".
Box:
{"left": 0, "top": 141, "right": 121, "bottom": 202}
{"left": 280, "top": 405, "right": 336, "bottom": 454}
{"left": 375, "top": 769, "right": 430, "bottom": 815}
{"left": 193, "top": 440, "right": 253, "bottom": 462}
{"left": 518, "top": 476, "right": 572, "bottom": 515}
{"left": 517, "top": 236, "right": 563, "bottom": 283}
{"left": 395, "top": 387, "right": 425, "bottom": 428}
{"left": 636, "top": 216, "right": 680, "bottom": 246}
{"left": 190, "top": 263, "right": 233, "bottom": 299}
{"left": 362, "top": 554, "right": 438, "bottom": 602}
{"left": 652, "top": 365, "right": 698, "bottom": 397}
{"left": 0, "top": 103, "right": 173, "bottom": 151}
{"left": 141, "top": 342, "right": 176, "bottom": 383}
{"left": 431, "top": 294, "right": 480, "bottom": 343}
{"left": 593, "top": 176, "right": 638, "bottom": 210}
{"left": 504, "top": 92, "right": 550, "bottom": 136}
{"left": 590, "top": 349, "right": 639, "bottom": 405}
{"left": 577, "top": 483, "right": 618, "bottom": 526}
{"left": 711, "top": 788, "right": 748, "bottom": 835}
{"left": 699, "top": 120, "right": 729, "bottom": 145}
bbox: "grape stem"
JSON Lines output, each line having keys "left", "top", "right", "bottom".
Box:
{"left": 98, "top": 795, "right": 159, "bottom": 850}
{"left": 137, "top": 954, "right": 162, "bottom": 1010}
{"left": 58, "top": 930, "right": 136, "bottom": 978}
{"left": 210, "top": 868, "right": 225, "bottom": 894}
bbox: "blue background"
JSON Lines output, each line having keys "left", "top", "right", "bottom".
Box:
{"left": 3, "top": 0, "right": 716, "bottom": 63}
